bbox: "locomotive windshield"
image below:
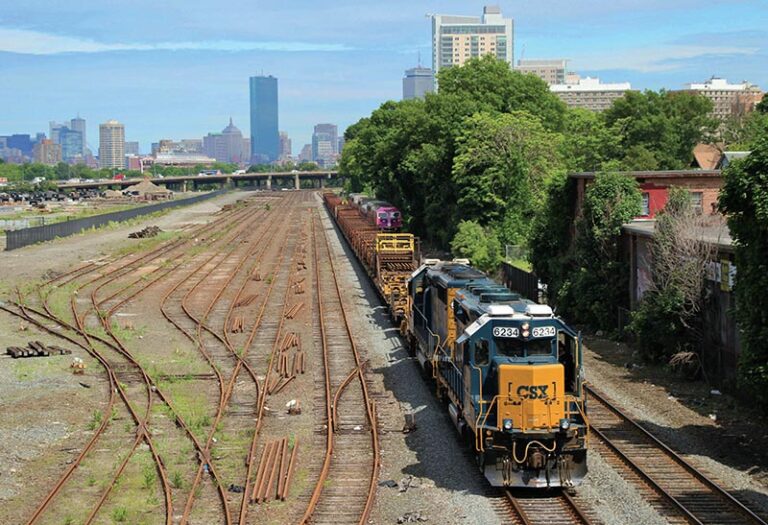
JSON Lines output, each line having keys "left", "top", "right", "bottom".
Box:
{"left": 495, "top": 337, "right": 554, "bottom": 358}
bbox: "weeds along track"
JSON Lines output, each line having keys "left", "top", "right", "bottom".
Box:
{"left": 297, "top": 210, "right": 380, "bottom": 525}
{"left": 5, "top": 195, "right": 271, "bottom": 524}
{"left": 587, "top": 386, "right": 768, "bottom": 525}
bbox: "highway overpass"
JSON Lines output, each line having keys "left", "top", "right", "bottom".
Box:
{"left": 57, "top": 171, "right": 342, "bottom": 191}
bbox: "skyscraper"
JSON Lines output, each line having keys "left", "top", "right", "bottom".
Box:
{"left": 33, "top": 139, "right": 62, "bottom": 165}
{"left": 49, "top": 121, "right": 67, "bottom": 145}
{"left": 249, "top": 75, "right": 279, "bottom": 164}
{"left": 70, "top": 116, "right": 86, "bottom": 155}
{"left": 431, "top": 6, "right": 514, "bottom": 77}
{"left": 59, "top": 127, "right": 84, "bottom": 162}
{"left": 279, "top": 132, "right": 292, "bottom": 161}
{"left": 99, "top": 120, "right": 126, "bottom": 169}
{"left": 312, "top": 123, "right": 339, "bottom": 167}
{"left": 403, "top": 66, "right": 435, "bottom": 100}
{"left": 124, "top": 141, "right": 140, "bottom": 156}
{"left": 204, "top": 118, "right": 245, "bottom": 164}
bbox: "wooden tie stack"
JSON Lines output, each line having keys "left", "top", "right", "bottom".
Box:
{"left": 251, "top": 437, "right": 300, "bottom": 504}
{"left": 229, "top": 316, "right": 245, "bottom": 333}
{"left": 235, "top": 294, "right": 258, "bottom": 308}
{"left": 6, "top": 341, "right": 72, "bottom": 359}
{"left": 284, "top": 302, "right": 304, "bottom": 319}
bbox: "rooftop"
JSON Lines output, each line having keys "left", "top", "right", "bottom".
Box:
{"left": 569, "top": 169, "right": 722, "bottom": 180}
{"left": 551, "top": 76, "right": 632, "bottom": 92}
{"left": 685, "top": 77, "right": 761, "bottom": 92}
{"left": 623, "top": 218, "right": 733, "bottom": 252}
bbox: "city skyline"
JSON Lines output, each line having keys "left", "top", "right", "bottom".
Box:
{"left": 0, "top": 1, "right": 766, "bottom": 150}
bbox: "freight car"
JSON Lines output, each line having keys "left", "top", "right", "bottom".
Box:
{"left": 323, "top": 192, "right": 417, "bottom": 320}
{"left": 322, "top": 192, "right": 588, "bottom": 489}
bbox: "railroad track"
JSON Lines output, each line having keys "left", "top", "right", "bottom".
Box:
{"left": 501, "top": 489, "right": 595, "bottom": 525}
{"left": 298, "top": 211, "right": 379, "bottom": 525}
{"left": 587, "top": 386, "right": 768, "bottom": 525}
{"left": 11, "top": 197, "right": 261, "bottom": 524}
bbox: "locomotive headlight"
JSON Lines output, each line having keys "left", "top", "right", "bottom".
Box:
{"left": 503, "top": 419, "right": 513, "bottom": 431}
{"left": 559, "top": 418, "right": 571, "bottom": 431}
{"left": 521, "top": 322, "right": 530, "bottom": 338}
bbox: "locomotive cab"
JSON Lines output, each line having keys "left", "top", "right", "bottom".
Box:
{"left": 455, "top": 303, "right": 588, "bottom": 488}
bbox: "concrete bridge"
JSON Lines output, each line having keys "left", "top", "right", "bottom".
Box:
{"left": 57, "top": 171, "right": 342, "bottom": 192}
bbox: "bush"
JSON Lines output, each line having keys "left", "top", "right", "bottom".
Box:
{"left": 569, "top": 172, "right": 641, "bottom": 330}
{"left": 450, "top": 220, "right": 502, "bottom": 273}
{"left": 629, "top": 188, "right": 713, "bottom": 362}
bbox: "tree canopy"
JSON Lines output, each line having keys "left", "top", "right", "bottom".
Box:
{"left": 603, "top": 90, "right": 717, "bottom": 170}
{"left": 718, "top": 137, "right": 768, "bottom": 405}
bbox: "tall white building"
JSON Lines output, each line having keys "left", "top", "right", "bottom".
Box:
{"left": 431, "top": 5, "right": 514, "bottom": 78}
{"left": 550, "top": 76, "right": 633, "bottom": 111}
{"left": 684, "top": 77, "right": 764, "bottom": 120}
{"left": 99, "top": 120, "right": 126, "bottom": 169}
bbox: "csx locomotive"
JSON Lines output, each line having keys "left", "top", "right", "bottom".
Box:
{"left": 405, "top": 261, "right": 588, "bottom": 487}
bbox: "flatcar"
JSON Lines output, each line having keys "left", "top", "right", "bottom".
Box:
{"left": 405, "top": 260, "right": 588, "bottom": 487}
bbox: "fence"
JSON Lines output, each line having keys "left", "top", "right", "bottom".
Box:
{"left": 501, "top": 262, "right": 542, "bottom": 303}
{"left": 4, "top": 190, "right": 226, "bottom": 251}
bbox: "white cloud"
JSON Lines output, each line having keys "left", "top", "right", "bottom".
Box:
{"left": 0, "top": 28, "right": 353, "bottom": 55}
{"left": 572, "top": 44, "right": 759, "bottom": 73}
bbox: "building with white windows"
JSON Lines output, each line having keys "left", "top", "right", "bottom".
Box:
{"left": 431, "top": 6, "right": 514, "bottom": 78}
{"left": 550, "top": 76, "right": 633, "bottom": 111}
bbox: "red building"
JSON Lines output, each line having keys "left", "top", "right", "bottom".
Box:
{"left": 570, "top": 170, "right": 723, "bottom": 220}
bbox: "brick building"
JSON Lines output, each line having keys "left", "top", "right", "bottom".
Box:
{"left": 570, "top": 170, "right": 723, "bottom": 220}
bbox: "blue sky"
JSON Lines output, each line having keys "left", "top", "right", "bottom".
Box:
{"left": 1, "top": 1, "right": 766, "bottom": 154}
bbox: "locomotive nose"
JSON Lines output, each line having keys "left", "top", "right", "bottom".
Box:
{"left": 498, "top": 363, "right": 565, "bottom": 431}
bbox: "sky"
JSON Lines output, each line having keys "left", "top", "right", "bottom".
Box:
{"left": 0, "top": 0, "right": 766, "bottom": 155}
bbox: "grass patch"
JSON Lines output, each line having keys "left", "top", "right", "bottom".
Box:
{"left": 87, "top": 410, "right": 103, "bottom": 431}
{"left": 112, "top": 507, "right": 128, "bottom": 522}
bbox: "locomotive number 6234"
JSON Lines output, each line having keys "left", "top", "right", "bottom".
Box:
{"left": 492, "top": 326, "right": 519, "bottom": 338}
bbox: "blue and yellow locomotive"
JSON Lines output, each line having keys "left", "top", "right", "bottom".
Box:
{"left": 405, "top": 260, "right": 589, "bottom": 488}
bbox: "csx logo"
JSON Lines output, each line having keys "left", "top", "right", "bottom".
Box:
{"left": 509, "top": 384, "right": 549, "bottom": 399}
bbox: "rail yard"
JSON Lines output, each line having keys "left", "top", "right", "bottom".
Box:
{"left": 1, "top": 190, "right": 768, "bottom": 525}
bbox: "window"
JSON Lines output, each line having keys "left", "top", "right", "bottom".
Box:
{"left": 690, "top": 192, "right": 703, "bottom": 215}
{"left": 641, "top": 192, "right": 650, "bottom": 216}
{"left": 474, "top": 340, "right": 490, "bottom": 366}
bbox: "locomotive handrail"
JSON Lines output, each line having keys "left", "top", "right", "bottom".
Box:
{"left": 564, "top": 394, "right": 590, "bottom": 449}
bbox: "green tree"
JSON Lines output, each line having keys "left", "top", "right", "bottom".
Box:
{"left": 718, "top": 137, "right": 768, "bottom": 406}
{"left": 604, "top": 90, "right": 717, "bottom": 169}
{"left": 720, "top": 112, "right": 768, "bottom": 150}
{"left": 560, "top": 109, "right": 621, "bottom": 172}
{"left": 756, "top": 96, "right": 768, "bottom": 114}
{"left": 54, "top": 162, "right": 71, "bottom": 180}
{"left": 529, "top": 172, "right": 577, "bottom": 304}
{"left": 451, "top": 111, "right": 564, "bottom": 245}
{"left": 450, "top": 220, "right": 503, "bottom": 273}
{"left": 569, "top": 172, "right": 642, "bottom": 329}
{"left": 438, "top": 55, "right": 567, "bottom": 130}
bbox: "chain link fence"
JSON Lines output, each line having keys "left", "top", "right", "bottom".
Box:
{"left": 4, "top": 190, "right": 226, "bottom": 251}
